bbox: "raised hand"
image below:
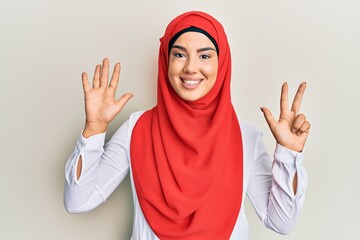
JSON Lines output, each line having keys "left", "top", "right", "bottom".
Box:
{"left": 261, "top": 82, "right": 310, "bottom": 152}
{"left": 82, "top": 58, "right": 133, "bottom": 138}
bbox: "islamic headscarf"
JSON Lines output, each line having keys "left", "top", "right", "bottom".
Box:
{"left": 131, "top": 11, "right": 243, "bottom": 239}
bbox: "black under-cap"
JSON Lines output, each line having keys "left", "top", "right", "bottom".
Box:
{"left": 168, "top": 26, "right": 219, "bottom": 55}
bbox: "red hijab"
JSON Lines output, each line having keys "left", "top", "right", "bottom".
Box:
{"left": 130, "top": 11, "right": 243, "bottom": 239}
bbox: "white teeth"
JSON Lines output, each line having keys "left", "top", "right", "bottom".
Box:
{"left": 183, "top": 80, "right": 200, "bottom": 86}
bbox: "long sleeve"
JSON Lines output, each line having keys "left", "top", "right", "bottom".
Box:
{"left": 246, "top": 130, "right": 308, "bottom": 235}
{"left": 64, "top": 119, "right": 131, "bottom": 214}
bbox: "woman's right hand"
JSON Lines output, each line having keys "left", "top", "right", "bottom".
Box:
{"left": 81, "top": 58, "right": 133, "bottom": 138}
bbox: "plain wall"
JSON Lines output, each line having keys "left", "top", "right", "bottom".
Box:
{"left": 1, "top": 0, "right": 359, "bottom": 239}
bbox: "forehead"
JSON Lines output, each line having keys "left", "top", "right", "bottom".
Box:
{"left": 173, "top": 32, "right": 215, "bottom": 49}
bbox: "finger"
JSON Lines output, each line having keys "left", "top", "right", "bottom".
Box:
{"left": 81, "top": 72, "right": 90, "bottom": 93}
{"left": 280, "top": 82, "right": 289, "bottom": 113}
{"left": 100, "top": 58, "right": 109, "bottom": 88}
{"left": 260, "top": 107, "right": 277, "bottom": 130}
{"left": 296, "top": 121, "right": 311, "bottom": 135}
{"left": 116, "top": 93, "right": 134, "bottom": 112}
{"left": 291, "top": 113, "right": 306, "bottom": 133}
{"left": 291, "top": 82, "right": 307, "bottom": 114}
{"left": 93, "top": 64, "right": 101, "bottom": 88}
{"left": 109, "top": 62, "right": 121, "bottom": 94}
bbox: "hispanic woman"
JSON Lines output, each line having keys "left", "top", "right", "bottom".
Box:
{"left": 64, "top": 11, "right": 310, "bottom": 240}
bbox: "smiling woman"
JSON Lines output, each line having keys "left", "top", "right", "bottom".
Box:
{"left": 64, "top": 11, "right": 310, "bottom": 240}
{"left": 168, "top": 31, "right": 218, "bottom": 101}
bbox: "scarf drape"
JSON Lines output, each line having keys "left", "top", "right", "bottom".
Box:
{"left": 130, "top": 11, "right": 243, "bottom": 239}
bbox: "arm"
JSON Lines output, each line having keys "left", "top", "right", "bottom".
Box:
{"left": 249, "top": 82, "right": 310, "bottom": 234}
{"left": 77, "top": 58, "right": 133, "bottom": 179}
{"left": 64, "top": 58, "right": 133, "bottom": 213}
{"left": 64, "top": 121, "right": 131, "bottom": 213}
{"left": 261, "top": 82, "right": 311, "bottom": 192}
{"left": 247, "top": 133, "right": 308, "bottom": 235}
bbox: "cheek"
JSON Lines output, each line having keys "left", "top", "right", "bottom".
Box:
{"left": 168, "top": 61, "right": 179, "bottom": 80}
{"left": 204, "top": 62, "right": 218, "bottom": 82}
{"left": 211, "top": 60, "right": 219, "bottom": 77}
{"left": 167, "top": 62, "right": 181, "bottom": 92}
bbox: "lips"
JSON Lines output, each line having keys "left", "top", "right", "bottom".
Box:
{"left": 180, "top": 77, "right": 202, "bottom": 89}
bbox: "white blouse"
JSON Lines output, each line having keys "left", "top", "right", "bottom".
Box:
{"left": 64, "top": 111, "right": 307, "bottom": 240}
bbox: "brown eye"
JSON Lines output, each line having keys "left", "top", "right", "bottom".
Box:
{"left": 174, "top": 53, "right": 186, "bottom": 58}
{"left": 200, "top": 54, "right": 210, "bottom": 59}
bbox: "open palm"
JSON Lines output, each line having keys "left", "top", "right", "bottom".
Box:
{"left": 261, "top": 82, "right": 310, "bottom": 152}
{"left": 82, "top": 58, "right": 133, "bottom": 137}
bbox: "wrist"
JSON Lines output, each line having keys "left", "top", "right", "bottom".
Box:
{"left": 280, "top": 142, "right": 304, "bottom": 153}
{"left": 83, "top": 122, "right": 108, "bottom": 138}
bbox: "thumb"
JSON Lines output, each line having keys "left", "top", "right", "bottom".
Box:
{"left": 260, "top": 107, "right": 277, "bottom": 130}
{"left": 116, "top": 93, "right": 133, "bottom": 112}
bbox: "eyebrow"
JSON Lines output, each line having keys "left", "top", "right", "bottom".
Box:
{"left": 171, "top": 45, "right": 216, "bottom": 53}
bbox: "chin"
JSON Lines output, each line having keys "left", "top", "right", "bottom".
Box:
{"left": 178, "top": 93, "right": 204, "bottom": 102}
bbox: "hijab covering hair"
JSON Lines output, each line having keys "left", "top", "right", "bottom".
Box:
{"left": 130, "top": 11, "right": 243, "bottom": 239}
{"left": 168, "top": 26, "right": 219, "bottom": 55}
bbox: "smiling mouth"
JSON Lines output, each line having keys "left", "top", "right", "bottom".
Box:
{"left": 181, "top": 78, "right": 202, "bottom": 89}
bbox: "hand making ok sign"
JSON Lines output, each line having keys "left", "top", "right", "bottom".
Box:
{"left": 261, "top": 82, "right": 311, "bottom": 152}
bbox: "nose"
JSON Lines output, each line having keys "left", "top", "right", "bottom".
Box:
{"left": 183, "top": 56, "right": 198, "bottom": 74}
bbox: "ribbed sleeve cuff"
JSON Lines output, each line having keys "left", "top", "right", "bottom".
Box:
{"left": 78, "top": 132, "right": 106, "bottom": 151}
{"left": 274, "top": 143, "right": 304, "bottom": 168}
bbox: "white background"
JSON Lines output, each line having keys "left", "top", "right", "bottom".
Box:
{"left": 1, "top": 0, "right": 359, "bottom": 239}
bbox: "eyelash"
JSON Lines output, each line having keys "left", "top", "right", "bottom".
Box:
{"left": 173, "top": 52, "right": 211, "bottom": 59}
{"left": 200, "top": 54, "right": 210, "bottom": 59}
{"left": 174, "top": 53, "right": 186, "bottom": 58}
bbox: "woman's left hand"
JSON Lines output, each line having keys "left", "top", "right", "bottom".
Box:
{"left": 261, "top": 82, "right": 311, "bottom": 152}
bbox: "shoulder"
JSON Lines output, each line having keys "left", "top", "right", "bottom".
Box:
{"left": 128, "top": 110, "right": 146, "bottom": 128}
{"left": 237, "top": 119, "right": 269, "bottom": 169}
{"left": 111, "top": 111, "right": 145, "bottom": 140}
{"left": 238, "top": 119, "right": 263, "bottom": 143}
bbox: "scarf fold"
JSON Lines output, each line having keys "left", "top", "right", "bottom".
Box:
{"left": 131, "top": 11, "right": 243, "bottom": 239}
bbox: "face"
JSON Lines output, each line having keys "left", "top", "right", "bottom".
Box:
{"left": 168, "top": 31, "right": 218, "bottom": 101}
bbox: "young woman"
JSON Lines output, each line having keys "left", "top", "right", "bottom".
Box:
{"left": 64, "top": 11, "right": 310, "bottom": 240}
